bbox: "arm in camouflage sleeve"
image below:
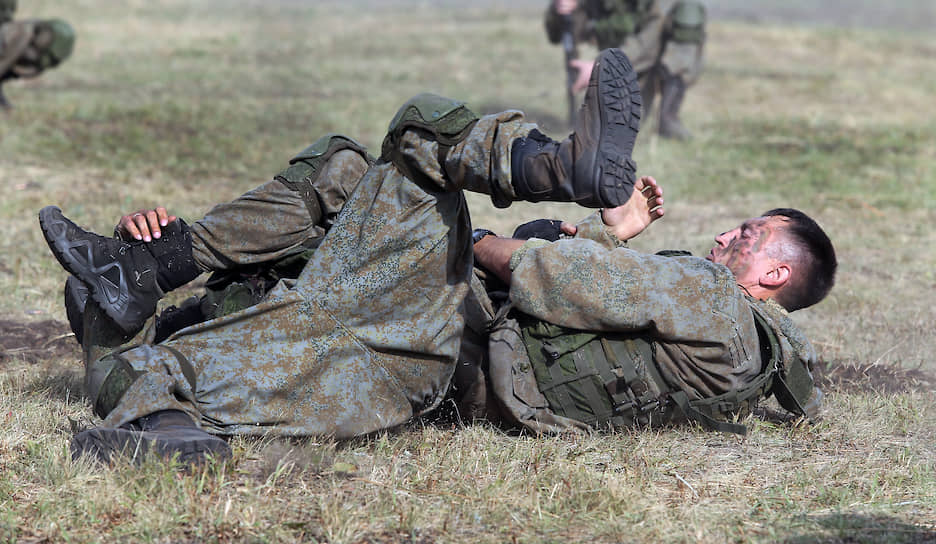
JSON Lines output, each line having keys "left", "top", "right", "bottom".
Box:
{"left": 508, "top": 238, "right": 745, "bottom": 344}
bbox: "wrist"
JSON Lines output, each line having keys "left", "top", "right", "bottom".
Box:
{"left": 472, "top": 228, "right": 497, "bottom": 245}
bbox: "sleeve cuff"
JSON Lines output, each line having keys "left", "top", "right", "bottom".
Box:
{"left": 574, "top": 212, "right": 628, "bottom": 249}
{"left": 509, "top": 238, "right": 550, "bottom": 272}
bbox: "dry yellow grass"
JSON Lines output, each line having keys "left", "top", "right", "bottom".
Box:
{"left": 0, "top": 1, "right": 934, "bottom": 542}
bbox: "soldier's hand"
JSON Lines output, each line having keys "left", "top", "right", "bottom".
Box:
{"left": 569, "top": 58, "right": 594, "bottom": 93}
{"left": 554, "top": 0, "right": 578, "bottom": 16}
{"left": 116, "top": 207, "right": 177, "bottom": 242}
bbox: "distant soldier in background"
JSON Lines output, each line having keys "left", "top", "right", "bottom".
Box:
{"left": 545, "top": 0, "right": 705, "bottom": 139}
{"left": 0, "top": 0, "right": 75, "bottom": 109}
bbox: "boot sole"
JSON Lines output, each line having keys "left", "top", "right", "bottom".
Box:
{"left": 39, "top": 206, "right": 146, "bottom": 334}
{"left": 591, "top": 48, "right": 642, "bottom": 208}
{"left": 71, "top": 426, "right": 231, "bottom": 466}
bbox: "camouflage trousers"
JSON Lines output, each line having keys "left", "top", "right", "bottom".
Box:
{"left": 93, "top": 110, "right": 538, "bottom": 439}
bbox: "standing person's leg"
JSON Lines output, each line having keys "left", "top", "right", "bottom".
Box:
{"left": 656, "top": 0, "right": 705, "bottom": 139}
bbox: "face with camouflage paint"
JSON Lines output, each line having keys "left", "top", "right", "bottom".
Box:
{"left": 706, "top": 216, "right": 791, "bottom": 294}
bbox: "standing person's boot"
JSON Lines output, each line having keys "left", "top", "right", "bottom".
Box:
{"left": 658, "top": 68, "right": 691, "bottom": 140}
{"left": 39, "top": 207, "right": 201, "bottom": 335}
{"left": 510, "top": 48, "right": 642, "bottom": 209}
{"left": 71, "top": 409, "right": 231, "bottom": 466}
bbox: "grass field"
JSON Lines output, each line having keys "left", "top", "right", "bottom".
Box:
{"left": 0, "top": 1, "right": 934, "bottom": 542}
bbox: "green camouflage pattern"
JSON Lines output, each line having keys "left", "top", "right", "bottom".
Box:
{"left": 468, "top": 212, "right": 818, "bottom": 433}
{"left": 0, "top": 17, "right": 74, "bottom": 78}
{"left": 544, "top": 0, "right": 704, "bottom": 83}
{"left": 507, "top": 213, "right": 766, "bottom": 402}
{"left": 88, "top": 107, "right": 538, "bottom": 439}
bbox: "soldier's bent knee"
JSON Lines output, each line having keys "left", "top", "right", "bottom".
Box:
{"left": 379, "top": 93, "right": 479, "bottom": 165}
{"left": 274, "top": 134, "right": 373, "bottom": 221}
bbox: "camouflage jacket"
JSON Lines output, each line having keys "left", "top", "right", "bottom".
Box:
{"left": 544, "top": 0, "right": 658, "bottom": 49}
{"left": 469, "top": 212, "right": 819, "bottom": 433}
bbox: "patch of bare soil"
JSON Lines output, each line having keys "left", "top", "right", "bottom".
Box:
{"left": 814, "top": 359, "right": 936, "bottom": 395}
{"left": 0, "top": 319, "right": 81, "bottom": 365}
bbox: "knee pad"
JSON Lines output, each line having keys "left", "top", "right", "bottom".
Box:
{"left": 274, "top": 133, "right": 373, "bottom": 221}
{"left": 379, "top": 93, "right": 479, "bottom": 169}
{"left": 87, "top": 352, "right": 139, "bottom": 419}
{"left": 34, "top": 19, "right": 74, "bottom": 68}
{"left": 668, "top": 1, "right": 706, "bottom": 44}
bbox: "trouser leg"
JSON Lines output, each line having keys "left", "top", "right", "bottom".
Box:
{"left": 94, "top": 126, "right": 477, "bottom": 438}
{"left": 88, "top": 78, "right": 643, "bottom": 438}
{"left": 190, "top": 141, "right": 371, "bottom": 272}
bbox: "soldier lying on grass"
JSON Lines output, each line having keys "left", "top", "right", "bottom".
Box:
{"left": 37, "top": 49, "right": 835, "bottom": 466}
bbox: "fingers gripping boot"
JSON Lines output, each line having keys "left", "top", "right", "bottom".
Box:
{"left": 511, "top": 48, "right": 642, "bottom": 208}
{"left": 39, "top": 206, "right": 200, "bottom": 335}
{"left": 71, "top": 409, "right": 231, "bottom": 466}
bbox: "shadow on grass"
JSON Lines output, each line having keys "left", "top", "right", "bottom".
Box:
{"left": 814, "top": 359, "right": 936, "bottom": 395}
{"left": 784, "top": 512, "right": 936, "bottom": 544}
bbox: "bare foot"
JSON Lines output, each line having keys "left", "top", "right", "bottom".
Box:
{"left": 601, "top": 175, "right": 664, "bottom": 241}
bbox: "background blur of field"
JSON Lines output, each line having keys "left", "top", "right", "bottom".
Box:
{"left": 0, "top": 1, "right": 934, "bottom": 542}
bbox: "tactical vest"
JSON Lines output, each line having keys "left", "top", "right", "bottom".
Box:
{"left": 585, "top": 0, "right": 655, "bottom": 50}
{"left": 520, "top": 308, "right": 809, "bottom": 435}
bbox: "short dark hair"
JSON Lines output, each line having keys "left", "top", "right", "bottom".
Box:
{"left": 762, "top": 208, "right": 837, "bottom": 312}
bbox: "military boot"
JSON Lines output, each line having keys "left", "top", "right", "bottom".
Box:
{"left": 510, "top": 48, "right": 642, "bottom": 208}
{"left": 71, "top": 409, "right": 231, "bottom": 466}
{"left": 658, "top": 68, "right": 691, "bottom": 140}
{"left": 39, "top": 206, "right": 201, "bottom": 335}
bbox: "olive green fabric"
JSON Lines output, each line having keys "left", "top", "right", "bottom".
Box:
{"left": 190, "top": 146, "right": 370, "bottom": 273}
{"left": 463, "top": 212, "right": 820, "bottom": 435}
{"left": 544, "top": 0, "right": 704, "bottom": 86}
{"left": 380, "top": 93, "right": 480, "bottom": 187}
{"left": 591, "top": 0, "right": 656, "bottom": 50}
{"left": 668, "top": 1, "right": 706, "bottom": 44}
{"left": 0, "top": 0, "right": 14, "bottom": 25}
{"left": 276, "top": 134, "right": 374, "bottom": 223}
{"left": 87, "top": 108, "right": 538, "bottom": 439}
{"left": 520, "top": 317, "right": 669, "bottom": 429}
{"left": 0, "top": 17, "right": 74, "bottom": 78}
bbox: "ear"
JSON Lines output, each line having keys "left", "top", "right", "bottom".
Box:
{"left": 760, "top": 263, "right": 791, "bottom": 288}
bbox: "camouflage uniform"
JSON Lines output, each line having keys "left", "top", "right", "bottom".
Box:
{"left": 455, "top": 213, "right": 820, "bottom": 434}
{"left": 90, "top": 110, "right": 542, "bottom": 439}
{"left": 545, "top": 0, "right": 704, "bottom": 137}
{"left": 0, "top": 0, "right": 75, "bottom": 107}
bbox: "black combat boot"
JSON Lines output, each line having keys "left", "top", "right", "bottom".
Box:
{"left": 66, "top": 274, "right": 207, "bottom": 347}
{"left": 39, "top": 206, "right": 201, "bottom": 335}
{"left": 658, "top": 68, "right": 691, "bottom": 140}
{"left": 71, "top": 409, "right": 231, "bottom": 466}
{"left": 510, "top": 48, "right": 642, "bottom": 208}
